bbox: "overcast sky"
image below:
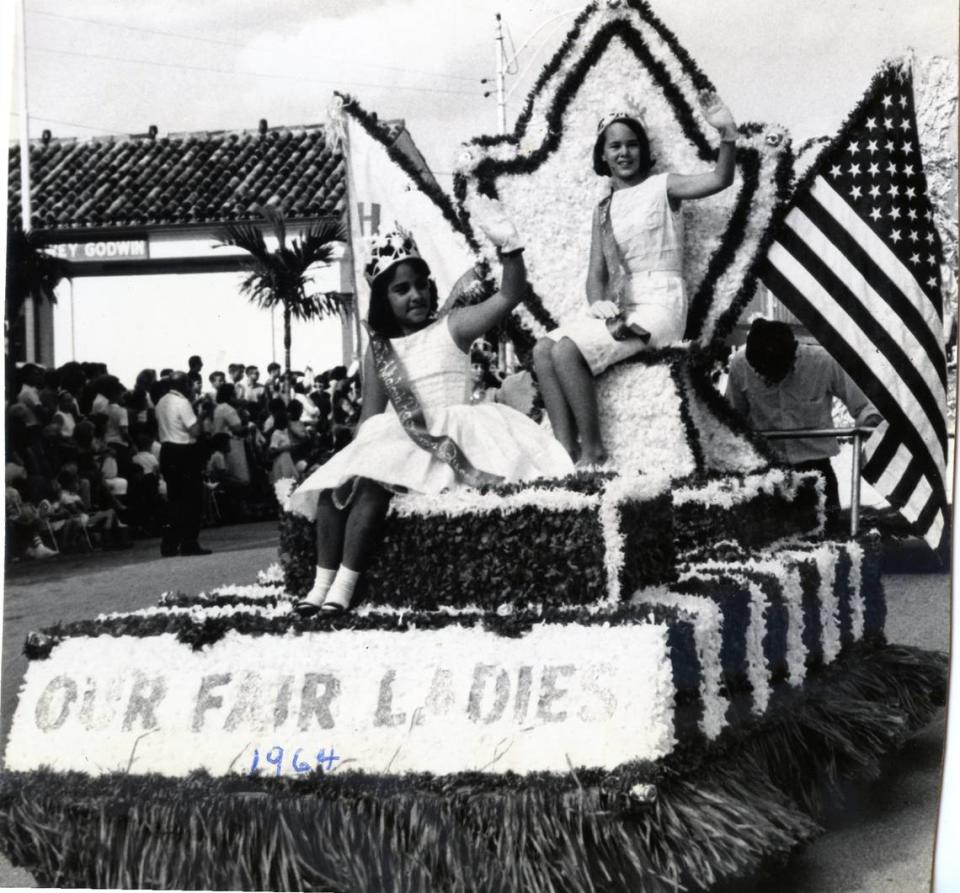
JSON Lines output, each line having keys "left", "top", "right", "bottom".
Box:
{"left": 1, "top": 0, "right": 957, "bottom": 382}
{"left": 5, "top": 0, "right": 959, "bottom": 179}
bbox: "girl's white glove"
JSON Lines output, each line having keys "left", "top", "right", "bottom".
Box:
{"left": 697, "top": 90, "right": 737, "bottom": 140}
{"left": 471, "top": 194, "right": 524, "bottom": 254}
{"left": 589, "top": 300, "right": 620, "bottom": 319}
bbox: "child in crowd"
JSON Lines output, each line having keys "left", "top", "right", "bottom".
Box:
{"left": 286, "top": 399, "right": 309, "bottom": 466}
{"left": 55, "top": 468, "right": 128, "bottom": 548}
{"left": 533, "top": 92, "right": 738, "bottom": 466}
{"left": 288, "top": 208, "right": 573, "bottom": 615}
{"left": 53, "top": 391, "right": 78, "bottom": 439}
{"left": 266, "top": 399, "right": 298, "bottom": 484}
{"left": 6, "top": 463, "right": 57, "bottom": 559}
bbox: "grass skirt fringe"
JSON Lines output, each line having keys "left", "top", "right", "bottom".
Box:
{"left": 0, "top": 643, "right": 945, "bottom": 892}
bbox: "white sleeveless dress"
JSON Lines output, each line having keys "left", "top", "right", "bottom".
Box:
{"left": 544, "top": 172, "right": 688, "bottom": 373}
{"left": 288, "top": 316, "right": 574, "bottom": 517}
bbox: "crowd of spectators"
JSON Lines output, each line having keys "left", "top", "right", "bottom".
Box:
{"left": 5, "top": 354, "right": 362, "bottom": 562}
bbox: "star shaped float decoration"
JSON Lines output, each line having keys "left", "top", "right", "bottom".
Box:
{"left": 327, "top": 2, "right": 947, "bottom": 478}
{"left": 452, "top": 0, "right": 794, "bottom": 353}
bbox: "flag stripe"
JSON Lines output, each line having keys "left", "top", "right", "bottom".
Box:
{"left": 759, "top": 67, "right": 948, "bottom": 549}
{"left": 796, "top": 185, "right": 947, "bottom": 388}
{"left": 862, "top": 426, "right": 899, "bottom": 479}
{"left": 776, "top": 220, "right": 947, "bottom": 451}
{"left": 760, "top": 254, "right": 945, "bottom": 496}
{"left": 888, "top": 457, "right": 924, "bottom": 508}
{"left": 810, "top": 178, "right": 944, "bottom": 329}
{"left": 862, "top": 432, "right": 943, "bottom": 545}
{"left": 763, "top": 246, "right": 946, "bottom": 483}
{"left": 867, "top": 441, "right": 932, "bottom": 515}
{"left": 915, "top": 499, "right": 944, "bottom": 543}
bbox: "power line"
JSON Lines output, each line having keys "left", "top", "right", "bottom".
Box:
{"left": 26, "top": 7, "right": 480, "bottom": 83}
{"left": 26, "top": 7, "right": 244, "bottom": 47}
{"left": 28, "top": 45, "right": 481, "bottom": 97}
{"left": 8, "top": 111, "right": 127, "bottom": 135}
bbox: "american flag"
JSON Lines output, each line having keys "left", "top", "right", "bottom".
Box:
{"left": 759, "top": 61, "right": 949, "bottom": 549}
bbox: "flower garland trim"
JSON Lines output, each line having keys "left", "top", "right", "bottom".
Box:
{"left": 335, "top": 92, "right": 481, "bottom": 254}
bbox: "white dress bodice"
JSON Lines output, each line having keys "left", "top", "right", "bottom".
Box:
{"left": 609, "top": 172, "right": 684, "bottom": 275}
{"left": 389, "top": 318, "right": 471, "bottom": 415}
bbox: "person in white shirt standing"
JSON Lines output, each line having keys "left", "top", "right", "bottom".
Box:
{"left": 155, "top": 373, "right": 210, "bottom": 557}
{"left": 726, "top": 318, "right": 881, "bottom": 531}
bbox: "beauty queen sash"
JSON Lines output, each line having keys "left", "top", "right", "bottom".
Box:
{"left": 368, "top": 329, "right": 505, "bottom": 489}
{"left": 598, "top": 195, "right": 651, "bottom": 344}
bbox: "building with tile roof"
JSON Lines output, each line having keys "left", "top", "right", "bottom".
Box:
{"left": 10, "top": 119, "right": 346, "bottom": 232}
{"left": 6, "top": 117, "right": 431, "bottom": 370}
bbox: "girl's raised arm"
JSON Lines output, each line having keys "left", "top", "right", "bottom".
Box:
{"left": 449, "top": 197, "right": 527, "bottom": 351}
{"left": 667, "top": 92, "right": 737, "bottom": 203}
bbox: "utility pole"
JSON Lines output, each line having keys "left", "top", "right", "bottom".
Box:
{"left": 494, "top": 13, "right": 507, "bottom": 135}
{"left": 17, "top": 0, "right": 36, "bottom": 361}
{"left": 482, "top": 10, "right": 578, "bottom": 370}
{"left": 16, "top": 0, "right": 31, "bottom": 233}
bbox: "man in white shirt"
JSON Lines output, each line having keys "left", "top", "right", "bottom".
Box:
{"left": 726, "top": 318, "right": 881, "bottom": 529}
{"left": 229, "top": 364, "right": 247, "bottom": 402}
{"left": 156, "top": 373, "right": 210, "bottom": 557}
{"left": 16, "top": 364, "right": 45, "bottom": 427}
{"left": 244, "top": 365, "right": 265, "bottom": 405}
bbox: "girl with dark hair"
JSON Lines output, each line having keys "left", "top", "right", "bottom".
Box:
{"left": 287, "top": 209, "right": 573, "bottom": 615}
{"left": 533, "top": 92, "right": 738, "bottom": 466}
{"left": 212, "top": 382, "right": 251, "bottom": 485}
{"left": 267, "top": 399, "right": 298, "bottom": 483}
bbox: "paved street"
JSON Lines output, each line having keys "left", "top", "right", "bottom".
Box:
{"left": 0, "top": 526, "right": 950, "bottom": 890}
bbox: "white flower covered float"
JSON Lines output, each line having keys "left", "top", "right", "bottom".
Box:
{"left": 453, "top": 0, "right": 788, "bottom": 476}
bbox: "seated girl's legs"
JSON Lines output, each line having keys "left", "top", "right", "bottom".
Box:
{"left": 533, "top": 337, "right": 578, "bottom": 460}
{"left": 341, "top": 478, "right": 392, "bottom": 572}
{"left": 314, "top": 490, "right": 347, "bottom": 569}
{"left": 298, "top": 491, "right": 349, "bottom": 607}
{"left": 324, "top": 478, "right": 391, "bottom": 611}
{"left": 552, "top": 337, "right": 606, "bottom": 466}
{"left": 302, "top": 479, "right": 391, "bottom": 611}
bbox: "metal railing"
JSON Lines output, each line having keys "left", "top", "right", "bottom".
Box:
{"left": 757, "top": 426, "right": 956, "bottom": 538}
{"left": 756, "top": 426, "right": 876, "bottom": 537}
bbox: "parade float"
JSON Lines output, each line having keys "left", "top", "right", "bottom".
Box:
{"left": 0, "top": 1, "right": 949, "bottom": 890}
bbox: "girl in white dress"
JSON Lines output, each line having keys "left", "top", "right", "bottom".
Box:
{"left": 289, "top": 206, "right": 573, "bottom": 615}
{"left": 533, "top": 92, "right": 738, "bottom": 466}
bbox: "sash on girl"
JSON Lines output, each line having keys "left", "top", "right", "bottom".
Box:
{"left": 368, "top": 329, "right": 505, "bottom": 489}
{"left": 598, "top": 195, "right": 651, "bottom": 343}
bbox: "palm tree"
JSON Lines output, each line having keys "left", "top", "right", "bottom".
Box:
{"left": 5, "top": 224, "right": 72, "bottom": 360}
{"left": 217, "top": 206, "right": 345, "bottom": 384}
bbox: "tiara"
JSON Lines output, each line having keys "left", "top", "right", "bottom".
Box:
{"left": 597, "top": 105, "right": 647, "bottom": 134}
{"left": 363, "top": 224, "right": 425, "bottom": 285}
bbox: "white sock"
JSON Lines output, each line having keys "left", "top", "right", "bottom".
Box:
{"left": 323, "top": 566, "right": 360, "bottom": 610}
{"left": 303, "top": 566, "right": 338, "bottom": 606}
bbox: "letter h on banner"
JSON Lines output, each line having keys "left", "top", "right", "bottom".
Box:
{"left": 356, "top": 202, "right": 381, "bottom": 237}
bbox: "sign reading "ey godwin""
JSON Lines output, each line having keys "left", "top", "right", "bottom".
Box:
{"left": 45, "top": 239, "right": 149, "bottom": 262}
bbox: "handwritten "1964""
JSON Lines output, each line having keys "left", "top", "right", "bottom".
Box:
{"left": 249, "top": 745, "right": 342, "bottom": 776}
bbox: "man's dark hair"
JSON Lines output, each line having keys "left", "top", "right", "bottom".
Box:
{"left": 745, "top": 318, "right": 798, "bottom": 384}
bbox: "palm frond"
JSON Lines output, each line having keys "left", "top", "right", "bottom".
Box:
{"left": 256, "top": 204, "right": 287, "bottom": 251}
{"left": 5, "top": 225, "right": 72, "bottom": 322}
{"left": 287, "top": 290, "right": 349, "bottom": 322}
{"left": 216, "top": 222, "right": 270, "bottom": 265}
{"left": 298, "top": 218, "right": 345, "bottom": 260}
{"left": 217, "top": 210, "right": 348, "bottom": 354}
